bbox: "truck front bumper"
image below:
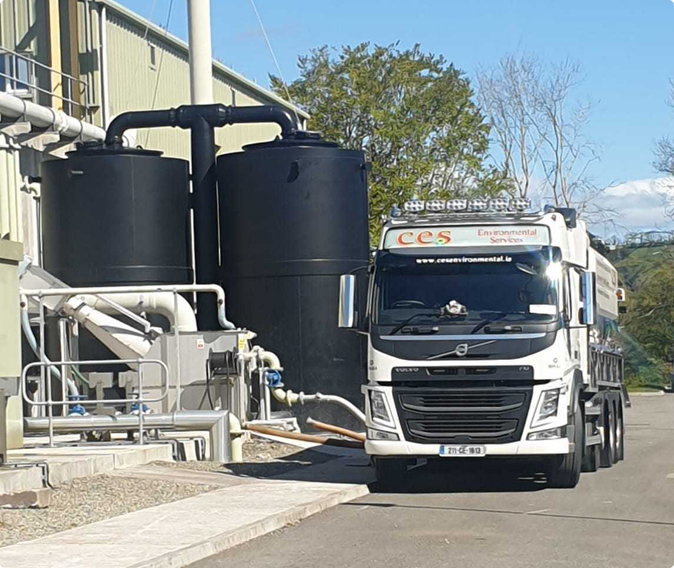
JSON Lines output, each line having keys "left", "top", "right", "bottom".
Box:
{"left": 365, "top": 437, "right": 570, "bottom": 457}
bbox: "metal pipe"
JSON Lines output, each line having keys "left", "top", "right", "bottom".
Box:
{"left": 24, "top": 410, "right": 232, "bottom": 462}
{"left": 187, "top": 0, "right": 214, "bottom": 105}
{"left": 19, "top": 298, "right": 78, "bottom": 396}
{"left": 58, "top": 319, "right": 69, "bottom": 417}
{"left": 0, "top": 91, "right": 105, "bottom": 141}
{"left": 99, "top": 3, "right": 110, "bottom": 127}
{"left": 20, "top": 283, "right": 234, "bottom": 330}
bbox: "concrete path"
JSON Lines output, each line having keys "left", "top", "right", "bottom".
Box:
{"left": 191, "top": 396, "right": 674, "bottom": 568}
{"left": 0, "top": 453, "right": 373, "bottom": 568}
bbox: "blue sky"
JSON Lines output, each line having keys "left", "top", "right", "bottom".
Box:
{"left": 117, "top": 0, "right": 674, "bottom": 233}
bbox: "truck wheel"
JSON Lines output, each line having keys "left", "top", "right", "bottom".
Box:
{"left": 547, "top": 402, "right": 582, "bottom": 488}
{"left": 375, "top": 457, "right": 408, "bottom": 491}
{"left": 614, "top": 402, "right": 625, "bottom": 462}
{"left": 600, "top": 401, "right": 616, "bottom": 468}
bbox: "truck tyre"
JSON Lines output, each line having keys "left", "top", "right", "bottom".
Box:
{"left": 614, "top": 402, "right": 625, "bottom": 462}
{"left": 547, "top": 401, "right": 582, "bottom": 488}
{"left": 581, "top": 439, "right": 600, "bottom": 473}
{"left": 600, "top": 401, "right": 615, "bottom": 468}
{"left": 375, "top": 457, "right": 408, "bottom": 491}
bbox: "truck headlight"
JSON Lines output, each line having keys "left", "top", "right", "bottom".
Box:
{"left": 532, "top": 388, "right": 560, "bottom": 426}
{"left": 369, "top": 390, "right": 393, "bottom": 426}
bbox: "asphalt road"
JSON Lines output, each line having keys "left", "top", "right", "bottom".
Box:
{"left": 192, "top": 395, "right": 674, "bottom": 568}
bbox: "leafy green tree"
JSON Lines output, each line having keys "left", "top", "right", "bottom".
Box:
{"left": 271, "top": 43, "right": 509, "bottom": 242}
{"left": 616, "top": 247, "right": 674, "bottom": 387}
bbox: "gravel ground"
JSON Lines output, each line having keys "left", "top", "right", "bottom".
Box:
{"left": 0, "top": 475, "right": 218, "bottom": 548}
{"left": 160, "top": 437, "right": 335, "bottom": 478}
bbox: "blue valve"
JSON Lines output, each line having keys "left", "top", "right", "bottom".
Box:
{"left": 131, "top": 402, "right": 150, "bottom": 414}
{"left": 265, "top": 369, "right": 283, "bottom": 388}
{"left": 68, "top": 404, "right": 86, "bottom": 416}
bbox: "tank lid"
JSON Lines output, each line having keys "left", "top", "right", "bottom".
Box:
{"left": 241, "top": 130, "right": 340, "bottom": 151}
{"left": 66, "top": 140, "right": 164, "bottom": 158}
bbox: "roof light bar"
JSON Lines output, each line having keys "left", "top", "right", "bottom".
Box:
{"left": 403, "top": 199, "right": 425, "bottom": 213}
{"left": 398, "top": 197, "right": 532, "bottom": 215}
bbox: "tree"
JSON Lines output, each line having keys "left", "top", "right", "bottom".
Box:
{"left": 476, "top": 54, "right": 607, "bottom": 219}
{"left": 654, "top": 79, "right": 674, "bottom": 178}
{"left": 616, "top": 247, "right": 674, "bottom": 387}
{"left": 271, "top": 43, "right": 508, "bottom": 241}
{"left": 653, "top": 79, "right": 674, "bottom": 220}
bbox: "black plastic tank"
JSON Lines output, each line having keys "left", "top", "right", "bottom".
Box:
{"left": 217, "top": 134, "right": 369, "bottom": 427}
{"left": 40, "top": 143, "right": 192, "bottom": 375}
{"left": 40, "top": 143, "right": 192, "bottom": 287}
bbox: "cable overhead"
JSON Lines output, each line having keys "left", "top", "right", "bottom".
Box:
{"left": 247, "top": 0, "right": 301, "bottom": 126}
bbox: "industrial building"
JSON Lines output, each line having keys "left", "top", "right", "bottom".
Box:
{"left": 1, "top": 0, "right": 365, "bottom": 463}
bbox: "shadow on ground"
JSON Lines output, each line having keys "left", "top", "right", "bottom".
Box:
{"left": 369, "top": 458, "right": 551, "bottom": 494}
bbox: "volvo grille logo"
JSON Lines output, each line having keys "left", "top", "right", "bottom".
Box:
{"left": 396, "top": 367, "right": 420, "bottom": 373}
{"left": 455, "top": 343, "right": 469, "bottom": 357}
{"left": 426, "top": 340, "right": 497, "bottom": 360}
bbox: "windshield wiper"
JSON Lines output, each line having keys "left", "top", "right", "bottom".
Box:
{"left": 389, "top": 310, "right": 468, "bottom": 335}
{"left": 470, "top": 311, "right": 527, "bottom": 334}
{"left": 389, "top": 312, "right": 441, "bottom": 335}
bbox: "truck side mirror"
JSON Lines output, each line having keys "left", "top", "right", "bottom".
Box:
{"left": 580, "top": 271, "right": 596, "bottom": 326}
{"left": 338, "top": 274, "right": 357, "bottom": 328}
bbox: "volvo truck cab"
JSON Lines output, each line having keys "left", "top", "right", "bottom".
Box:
{"left": 340, "top": 197, "right": 627, "bottom": 489}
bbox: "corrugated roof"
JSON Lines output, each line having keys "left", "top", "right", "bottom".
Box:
{"left": 95, "top": 0, "right": 309, "bottom": 119}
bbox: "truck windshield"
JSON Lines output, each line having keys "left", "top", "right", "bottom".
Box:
{"left": 373, "top": 250, "right": 559, "bottom": 326}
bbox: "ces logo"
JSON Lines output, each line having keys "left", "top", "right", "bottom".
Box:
{"left": 395, "top": 229, "right": 452, "bottom": 247}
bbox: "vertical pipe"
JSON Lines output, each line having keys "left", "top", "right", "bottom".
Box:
{"left": 39, "top": 296, "right": 54, "bottom": 446}
{"left": 186, "top": 0, "right": 214, "bottom": 105}
{"left": 209, "top": 412, "right": 231, "bottom": 462}
{"left": 0, "top": 142, "right": 10, "bottom": 239}
{"left": 138, "top": 360, "right": 144, "bottom": 445}
{"left": 173, "top": 290, "right": 182, "bottom": 411}
{"left": 99, "top": 4, "right": 110, "bottom": 127}
{"left": 58, "top": 318, "right": 69, "bottom": 417}
{"left": 46, "top": 0, "right": 63, "bottom": 110}
{"left": 191, "top": 117, "right": 219, "bottom": 329}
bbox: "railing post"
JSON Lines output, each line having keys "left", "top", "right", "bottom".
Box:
{"left": 137, "top": 360, "right": 144, "bottom": 445}
{"left": 173, "top": 289, "right": 182, "bottom": 412}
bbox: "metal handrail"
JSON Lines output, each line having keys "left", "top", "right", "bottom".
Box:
{"left": 22, "top": 358, "right": 170, "bottom": 447}
{"left": 0, "top": 47, "right": 84, "bottom": 84}
{"left": 0, "top": 48, "right": 92, "bottom": 120}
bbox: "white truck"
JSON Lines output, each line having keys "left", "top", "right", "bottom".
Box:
{"left": 339, "top": 197, "right": 627, "bottom": 488}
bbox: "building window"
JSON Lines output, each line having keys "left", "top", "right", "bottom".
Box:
{"left": 149, "top": 44, "right": 157, "bottom": 70}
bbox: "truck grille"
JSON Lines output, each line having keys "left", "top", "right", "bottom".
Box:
{"left": 393, "top": 386, "right": 532, "bottom": 444}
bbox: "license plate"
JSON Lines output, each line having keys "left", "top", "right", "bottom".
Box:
{"left": 439, "top": 445, "right": 487, "bottom": 457}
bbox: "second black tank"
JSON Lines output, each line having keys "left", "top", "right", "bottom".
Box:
{"left": 217, "top": 133, "right": 369, "bottom": 426}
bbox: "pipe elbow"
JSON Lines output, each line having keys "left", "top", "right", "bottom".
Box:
{"left": 257, "top": 349, "right": 282, "bottom": 370}
{"left": 272, "top": 387, "right": 300, "bottom": 407}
